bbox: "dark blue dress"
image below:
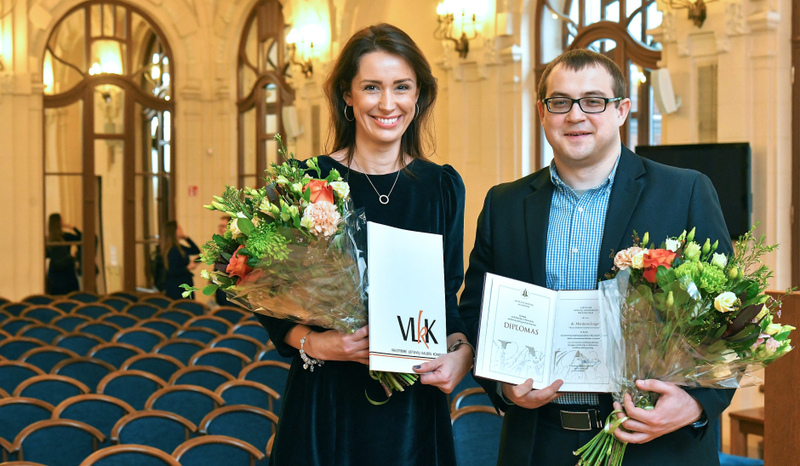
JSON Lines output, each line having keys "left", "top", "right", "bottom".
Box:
{"left": 165, "top": 239, "right": 200, "bottom": 300}
{"left": 257, "top": 156, "right": 467, "bottom": 466}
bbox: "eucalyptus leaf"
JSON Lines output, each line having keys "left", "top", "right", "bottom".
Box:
{"left": 239, "top": 217, "right": 255, "bottom": 236}
{"left": 203, "top": 284, "right": 219, "bottom": 296}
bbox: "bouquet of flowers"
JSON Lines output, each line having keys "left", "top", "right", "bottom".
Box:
{"left": 575, "top": 226, "right": 795, "bottom": 466}
{"left": 182, "top": 135, "right": 417, "bottom": 401}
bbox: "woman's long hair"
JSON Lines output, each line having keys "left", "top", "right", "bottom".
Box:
{"left": 324, "top": 23, "right": 438, "bottom": 165}
{"left": 161, "top": 221, "right": 183, "bottom": 270}
{"left": 48, "top": 213, "right": 64, "bottom": 242}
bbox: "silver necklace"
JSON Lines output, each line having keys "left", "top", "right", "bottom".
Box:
{"left": 351, "top": 157, "right": 401, "bottom": 205}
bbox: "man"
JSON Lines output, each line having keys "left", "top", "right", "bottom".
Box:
{"left": 459, "top": 49, "right": 735, "bottom": 465}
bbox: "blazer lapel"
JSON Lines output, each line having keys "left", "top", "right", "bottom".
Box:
{"left": 597, "top": 147, "right": 646, "bottom": 280}
{"left": 524, "top": 170, "right": 553, "bottom": 287}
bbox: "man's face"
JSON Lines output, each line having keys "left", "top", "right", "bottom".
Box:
{"left": 218, "top": 218, "right": 228, "bottom": 236}
{"left": 538, "top": 64, "right": 630, "bottom": 170}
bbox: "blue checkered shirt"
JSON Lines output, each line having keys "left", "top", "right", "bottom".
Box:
{"left": 547, "top": 156, "right": 619, "bottom": 405}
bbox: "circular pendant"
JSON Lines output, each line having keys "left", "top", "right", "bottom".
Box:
{"left": 378, "top": 194, "right": 390, "bottom": 205}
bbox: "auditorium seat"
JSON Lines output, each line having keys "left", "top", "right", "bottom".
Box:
{"left": 111, "top": 410, "right": 196, "bottom": 454}
{"left": 450, "top": 387, "right": 492, "bottom": 412}
{"left": 20, "top": 346, "right": 80, "bottom": 373}
{"left": 172, "top": 435, "right": 265, "bottom": 466}
{"left": 184, "top": 316, "right": 231, "bottom": 335}
{"left": 121, "top": 303, "right": 160, "bottom": 320}
{"left": 167, "top": 299, "right": 208, "bottom": 316}
{"left": 215, "top": 380, "right": 280, "bottom": 414}
{"left": 17, "top": 324, "right": 65, "bottom": 345}
{"left": 54, "top": 332, "right": 104, "bottom": 356}
{"left": 14, "top": 374, "right": 90, "bottom": 406}
{"left": 66, "top": 291, "right": 100, "bottom": 303}
{"left": 113, "top": 327, "right": 165, "bottom": 352}
{"left": 2, "top": 318, "right": 37, "bottom": 336}
{"left": 97, "top": 297, "right": 132, "bottom": 312}
{"left": 89, "top": 343, "right": 144, "bottom": 369}
{"left": 78, "top": 444, "right": 181, "bottom": 466}
{"left": 139, "top": 295, "right": 172, "bottom": 309}
{"left": 121, "top": 353, "right": 184, "bottom": 382}
{"left": 136, "top": 318, "right": 180, "bottom": 339}
{"left": 174, "top": 327, "right": 220, "bottom": 345}
{"left": 0, "top": 337, "right": 46, "bottom": 360}
{"left": 0, "top": 303, "right": 29, "bottom": 317}
{"left": 211, "top": 334, "right": 264, "bottom": 361}
{"left": 153, "top": 339, "right": 204, "bottom": 366}
{"left": 71, "top": 303, "right": 116, "bottom": 320}
{"left": 51, "top": 314, "right": 92, "bottom": 333}
{"left": 51, "top": 300, "right": 82, "bottom": 314}
{"left": 230, "top": 322, "right": 269, "bottom": 343}
{"left": 153, "top": 309, "right": 193, "bottom": 326}
{"left": 210, "top": 307, "right": 249, "bottom": 325}
{"left": 21, "top": 295, "right": 54, "bottom": 305}
{"left": 97, "top": 370, "right": 167, "bottom": 411}
{"left": 74, "top": 321, "right": 123, "bottom": 342}
{"left": 52, "top": 357, "right": 116, "bottom": 392}
{"left": 239, "top": 361, "right": 290, "bottom": 401}
{"left": 19, "top": 305, "right": 65, "bottom": 324}
{"left": 191, "top": 348, "right": 250, "bottom": 378}
{"left": 97, "top": 313, "right": 139, "bottom": 329}
{"left": 451, "top": 406, "right": 503, "bottom": 466}
{"left": 52, "top": 394, "right": 135, "bottom": 449}
{"left": 13, "top": 419, "right": 104, "bottom": 466}
{"left": 170, "top": 366, "right": 234, "bottom": 392}
{"left": 0, "top": 397, "right": 55, "bottom": 455}
{"left": 145, "top": 385, "right": 225, "bottom": 426}
{"left": 199, "top": 405, "right": 279, "bottom": 460}
{"left": 0, "top": 361, "right": 45, "bottom": 395}
{"left": 109, "top": 292, "right": 139, "bottom": 303}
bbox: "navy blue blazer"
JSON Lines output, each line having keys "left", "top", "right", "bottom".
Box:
{"left": 459, "top": 146, "right": 735, "bottom": 466}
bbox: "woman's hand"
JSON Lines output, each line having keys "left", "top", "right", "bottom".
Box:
{"left": 304, "top": 325, "right": 370, "bottom": 365}
{"left": 412, "top": 335, "right": 474, "bottom": 394}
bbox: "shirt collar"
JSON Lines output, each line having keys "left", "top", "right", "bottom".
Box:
{"left": 549, "top": 149, "right": 621, "bottom": 195}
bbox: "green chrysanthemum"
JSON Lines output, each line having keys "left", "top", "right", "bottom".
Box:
{"left": 698, "top": 264, "right": 727, "bottom": 294}
{"left": 674, "top": 261, "right": 701, "bottom": 283}
{"left": 245, "top": 222, "right": 290, "bottom": 264}
{"left": 199, "top": 240, "right": 222, "bottom": 265}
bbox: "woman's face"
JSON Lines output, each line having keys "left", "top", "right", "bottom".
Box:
{"left": 344, "top": 51, "right": 420, "bottom": 150}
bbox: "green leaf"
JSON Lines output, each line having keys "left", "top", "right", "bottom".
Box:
{"left": 712, "top": 325, "right": 727, "bottom": 339}
{"left": 773, "top": 330, "right": 792, "bottom": 342}
{"left": 202, "top": 284, "right": 219, "bottom": 296}
{"left": 238, "top": 217, "right": 255, "bottom": 236}
{"left": 221, "top": 252, "right": 232, "bottom": 261}
{"left": 246, "top": 257, "right": 259, "bottom": 268}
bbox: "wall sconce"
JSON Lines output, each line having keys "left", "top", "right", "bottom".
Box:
{"left": 434, "top": 1, "right": 479, "bottom": 59}
{"left": 670, "top": 0, "right": 716, "bottom": 28}
{"left": 286, "top": 25, "right": 323, "bottom": 78}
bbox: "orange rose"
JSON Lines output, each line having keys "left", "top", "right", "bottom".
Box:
{"left": 642, "top": 249, "right": 677, "bottom": 283}
{"left": 304, "top": 179, "right": 335, "bottom": 204}
{"left": 226, "top": 245, "right": 253, "bottom": 284}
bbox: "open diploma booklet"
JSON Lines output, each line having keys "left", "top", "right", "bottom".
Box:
{"left": 474, "top": 273, "right": 614, "bottom": 392}
{"left": 367, "top": 222, "right": 447, "bottom": 373}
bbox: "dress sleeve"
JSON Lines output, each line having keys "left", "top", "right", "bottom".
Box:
{"left": 182, "top": 238, "right": 201, "bottom": 255}
{"left": 442, "top": 165, "right": 467, "bottom": 337}
{"left": 256, "top": 315, "right": 299, "bottom": 357}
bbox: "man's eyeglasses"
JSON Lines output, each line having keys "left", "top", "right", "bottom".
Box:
{"left": 541, "top": 97, "right": 623, "bottom": 114}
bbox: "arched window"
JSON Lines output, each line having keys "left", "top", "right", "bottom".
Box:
{"left": 43, "top": 1, "right": 174, "bottom": 293}
{"left": 237, "top": 0, "right": 295, "bottom": 189}
{"left": 536, "top": 0, "right": 662, "bottom": 167}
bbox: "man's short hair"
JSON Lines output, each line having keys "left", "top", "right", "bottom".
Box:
{"left": 538, "top": 49, "right": 627, "bottom": 101}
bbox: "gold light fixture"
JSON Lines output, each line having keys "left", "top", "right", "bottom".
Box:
{"left": 434, "top": 1, "right": 479, "bottom": 59}
{"left": 669, "top": 0, "right": 717, "bottom": 28}
{"left": 285, "top": 25, "right": 324, "bottom": 78}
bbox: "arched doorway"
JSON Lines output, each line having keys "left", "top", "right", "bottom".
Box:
{"left": 43, "top": 1, "right": 174, "bottom": 294}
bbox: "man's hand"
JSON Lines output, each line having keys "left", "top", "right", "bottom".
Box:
{"left": 613, "top": 379, "right": 704, "bottom": 444}
{"left": 501, "top": 378, "right": 563, "bottom": 409}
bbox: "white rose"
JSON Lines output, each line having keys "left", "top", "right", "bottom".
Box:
{"left": 665, "top": 238, "right": 681, "bottom": 252}
{"left": 330, "top": 181, "right": 350, "bottom": 200}
{"left": 711, "top": 252, "right": 728, "bottom": 269}
{"left": 714, "top": 291, "right": 738, "bottom": 313}
{"left": 630, "top": 249, "right": 649, "bottom": 269}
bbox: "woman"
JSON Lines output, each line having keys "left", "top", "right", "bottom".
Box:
{"left": 257, "top": 24, "right": 474, "bottom": 465}
{"left": 46, "top": 213, "right": 80, "bottom": 295}
{"left": 161, "top": 221, "right": 200, "bottom": 300}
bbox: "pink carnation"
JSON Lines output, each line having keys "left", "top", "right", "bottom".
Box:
{"left": 300, "top": 201, "right": 341, "bottom": 237}
{"left": 614, "top": 246, "right": 645, "bottom": 270}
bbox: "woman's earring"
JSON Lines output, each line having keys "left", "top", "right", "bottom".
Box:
{"left": 344, "top": 104, "right": 355, "bottom": 122}
{"left": 415, "top": 103, "right": 420, "bottom": 119}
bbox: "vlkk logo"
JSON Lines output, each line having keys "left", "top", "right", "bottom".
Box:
{"left": 397, "top": 310, "right": 438, "bottom": 349}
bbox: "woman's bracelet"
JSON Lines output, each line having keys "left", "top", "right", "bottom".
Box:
{"left": 299, "top": 330, "right": 324, "bottom": 372}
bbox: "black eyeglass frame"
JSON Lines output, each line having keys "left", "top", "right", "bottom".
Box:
{"left": 540, "top": 96, "right": 624, "bottom": 114}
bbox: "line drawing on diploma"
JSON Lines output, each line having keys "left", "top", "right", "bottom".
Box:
{"left": 551, "top": 349, "right": 605, "bottom": 383}
{"left": 490, "top": 340, "right": 545, "bottom": 380}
